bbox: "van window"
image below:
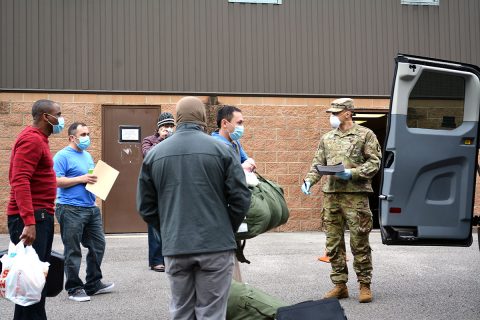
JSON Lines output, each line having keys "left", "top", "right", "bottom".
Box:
{"left": 406, "top": 70, "right": 465, "bottom": 130}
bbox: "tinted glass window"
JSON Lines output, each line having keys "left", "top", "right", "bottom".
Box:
{"left": 407, "top": 70, "right": 465, "bottom": 130}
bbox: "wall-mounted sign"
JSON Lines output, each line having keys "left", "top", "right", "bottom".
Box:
{"left": 119, "top": 125, "right": 141, "bottom": 143}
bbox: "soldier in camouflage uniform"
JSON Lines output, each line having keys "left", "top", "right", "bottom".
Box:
{"left": 301, "top": 98, "right": 381, "bottom": 303}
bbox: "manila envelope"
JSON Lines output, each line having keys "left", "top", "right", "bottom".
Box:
{"left": 85, "top": 160, "right": 119, "bottom": 201}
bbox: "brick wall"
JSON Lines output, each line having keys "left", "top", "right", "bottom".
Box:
{"left": 1, "top": 93, "right": 478, "bottom": 234}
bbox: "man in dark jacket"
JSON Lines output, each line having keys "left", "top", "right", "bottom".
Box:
{"left": 136, "top": 96, "right": 251, "bottom": 320}
{"left": 141, "top": 112, "right": 176, "bottom": 272}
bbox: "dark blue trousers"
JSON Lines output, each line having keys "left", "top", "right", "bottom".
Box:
{"left": 148, "top": 224, "right": 164, "bottom": 266}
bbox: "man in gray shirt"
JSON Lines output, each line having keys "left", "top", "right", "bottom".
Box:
{"left": 137, "top": 96, "right": 251, "bottom": 319}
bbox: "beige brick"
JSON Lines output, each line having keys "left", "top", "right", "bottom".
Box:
{"left": 237, "top": 105, "right": 255, "bottom": 117}
{"left": 250, "top": 151, "right": 275, "bottom": 163}
{"left": 246, "top": 116, "right": 266, "bottom": 128}
{"left": 371, "top": 98, "right": 390, "bottom": 108}
{"left": 277, "top": 151, "right": 299, "bottom": 162}
{"left": 240, "top": 97, "right": 263, "bottom": 105}
{"left": 352, "top": 98, "right": 372, "bottom": 108}
{"left": 160, "top": 104, "right": 176, "bottom": 114}
{"left": 24, "top": 93, "right": 50, "bottom": 102}
{"left": 263, "top": 97, "right": 286, "bottom": 105}
{"left": 146, "top": 95, "right": 171, "bottom": 104}
{"left": 1, "top": 92, "right": 24, "bottom": 102}
{"left": 49, "top": 94, "right": 75, "bottom": 103}
{"left": 218, "top": 96, "right": 241, "bottom": 105}
{"left": 304, "top": 97, "right": 330, "bottom": 106}
{"left": 0, "top": 113, "right": 25, "bottom": 126}
{"left": 252, "top": 128, "right": 276, "bottom": 140}
{"left": 284, "top": 97, "right": 306, "bottom": 106}
{"left": 103, "top": 95, "right": 125, "bottom": 104}
{"left": 300, "top": 219, "right": 323, "bottom": 231}
{"left": 3, "top": 125, "right": 24, "bottom": 138}
{"left": 11, "top": 102, "right": 32, "bottom": 113}
{"left": 74, "top": 94, "right": 98, "bottom": 103}
{"left": 276, "top": 174, "right": 302, "bottom": 186}
{"left": 265, "top": 162, "right": 288, "bottom": 175}
{"left": 0, "top": 101, "right": 10, "bottom": 114}
{"left": 251, "top": 105, "right": 278, "bottom": 117}
{"left": 275, "top": 128, "right": 297, "bottom": 140}
{"left": 95, "top": 95, "right": 115, "bottom": 104}
{"left": 170, "top": 95, "right": 187, "bottom": 104}
{"left": 122, "top": 95, "right": 146, "bottom": 105}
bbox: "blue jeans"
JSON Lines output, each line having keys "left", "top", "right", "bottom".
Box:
{"left": 8, "top": 210, "right": 54, "bottom": 320}
{"left": 55, "top": 204, "right": 106, "bottom": 295}
{"left": 148, "top": 224, "right": 164, "bottom": 266}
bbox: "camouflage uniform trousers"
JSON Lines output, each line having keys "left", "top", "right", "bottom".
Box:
{"left": 323, "top": 192, "right": 373, "bottom": 285}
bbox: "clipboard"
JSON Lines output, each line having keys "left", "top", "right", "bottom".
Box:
{"left": 85, "top": 160, "right": 119, "bottom": 200}
{"left": 315, "top": 163, "right": 345, "bottom": 175}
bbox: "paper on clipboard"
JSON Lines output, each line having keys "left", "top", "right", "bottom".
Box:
{"left": 85, "top": 160, "right": 119, "bottom": 201}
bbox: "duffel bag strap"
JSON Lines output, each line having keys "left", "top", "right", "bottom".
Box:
{"left": 235, "top": 240, "right": 251, "bottom": 264}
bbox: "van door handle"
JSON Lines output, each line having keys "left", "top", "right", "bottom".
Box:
{"left": 379, "top": 194, "right": 394, "bottom": 201}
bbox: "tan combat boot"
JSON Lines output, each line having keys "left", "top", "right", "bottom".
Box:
{"left": 359, "top": 283, "right": 372, "bottom": 303}
{"left": 323, "top": 283, "right": 349, "bottom": 299}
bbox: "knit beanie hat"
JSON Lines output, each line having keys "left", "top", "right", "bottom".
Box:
{"left": 175, "top": 97, "right": 207, "bottom": 127}
{"left": 157, "top": 112, "right": 175, "bottom": 128}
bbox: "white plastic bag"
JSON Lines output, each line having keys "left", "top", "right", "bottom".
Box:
{"left": 0, "top": 242, "right": 17, "bottom": 298}
{"left": 4, "top": 241, "right": 50, "bottom": 306}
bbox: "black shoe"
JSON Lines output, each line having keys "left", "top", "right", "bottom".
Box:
{"left": 86, "top": 282, "right": 115, "bottom": 296}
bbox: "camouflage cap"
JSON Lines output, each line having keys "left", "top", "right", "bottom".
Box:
{"left": 326, "top": 98, "right": 355, "bottom": 113}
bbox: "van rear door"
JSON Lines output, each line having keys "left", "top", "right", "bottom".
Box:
{"left": 380, "top": 54, "right": 480, "bottom": 246}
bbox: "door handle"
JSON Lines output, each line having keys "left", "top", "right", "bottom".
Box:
{"left": 379, "top": 194, "right": 394, "bottom": 201}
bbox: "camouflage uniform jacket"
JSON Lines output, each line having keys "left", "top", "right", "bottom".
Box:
{"left": 305, "top": 123, "right": 381, "bottom": 193}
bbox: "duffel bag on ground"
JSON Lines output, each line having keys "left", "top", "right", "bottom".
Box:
{"left": 276, "top": 298, "right": 348, "bottom": 320}
{"left": 227, "top": 280, "right": 288, "bottom": 320}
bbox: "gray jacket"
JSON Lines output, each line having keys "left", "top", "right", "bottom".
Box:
{"left": 137, "top": 123, "right": 251, "bottom": 256}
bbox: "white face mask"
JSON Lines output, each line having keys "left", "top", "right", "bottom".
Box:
{"left": 330, "top": 115, "right": 341, "bottom": 128}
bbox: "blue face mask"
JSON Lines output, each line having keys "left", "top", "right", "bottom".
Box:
{"left": 45, "top": 114, "right": 65, "bottom": 134}
{"left": 75, "top": 136, "right": 91, "bottom": 150}
{"left": 229, "top": 125, "right": 244, "bottom": 141}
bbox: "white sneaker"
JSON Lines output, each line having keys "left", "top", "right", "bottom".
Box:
{"left": 68, "top": 289, "right": 91, "bottom": 302}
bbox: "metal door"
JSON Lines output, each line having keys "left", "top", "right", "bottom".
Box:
{"left": 102, "top": 105, "right": 161, "bottom": 233}
{"left": 380, "top": 54, "right": 480, "bottom": 246}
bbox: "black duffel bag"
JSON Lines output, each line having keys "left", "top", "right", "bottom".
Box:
{"left": 276, "top": 298, "right": 348, "bottom": 320}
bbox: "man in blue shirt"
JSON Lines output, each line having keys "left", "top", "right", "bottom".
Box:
{"left": 53, "top": 122, "right": 114, "bottom": 302}
{"left": 211, "top": 105, "right": 256, "bottom": 172}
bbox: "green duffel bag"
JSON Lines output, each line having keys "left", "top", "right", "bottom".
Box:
{"left": 227, "top": 280, "right": 288, "bottom": 320}
{"left": 235, "top": 174, "right": 290, "bottom": 241}
{"left": 258, "top": 175, "right": 289, "bottom": 230}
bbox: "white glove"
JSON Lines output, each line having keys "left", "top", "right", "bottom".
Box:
{"left": 301, "top": 180, "right": 311, "bottom": 195}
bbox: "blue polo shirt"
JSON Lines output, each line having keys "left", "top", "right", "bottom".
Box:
{"left": 211, "top": 131, "right": 248, "bottom": 163}
{"left": 53, "top": 146, "right": 96, "bottom": 207}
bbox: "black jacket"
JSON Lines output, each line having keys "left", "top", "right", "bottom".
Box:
{"left": 137, "top": 123, "right": 251, "bottom": 256}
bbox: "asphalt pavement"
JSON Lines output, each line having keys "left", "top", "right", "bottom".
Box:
{"left": 1, "top": 231, "right": 479, "bottom": 320}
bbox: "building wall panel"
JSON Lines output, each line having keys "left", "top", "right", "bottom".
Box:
{"left": 1, "top": 0, "right": 480, "bottom": 96}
